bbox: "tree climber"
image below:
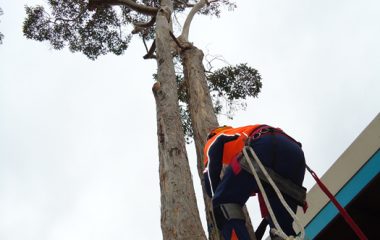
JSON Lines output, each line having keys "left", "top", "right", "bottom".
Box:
{"left": 203, "top": 125, "right": 307, "bottom": 240}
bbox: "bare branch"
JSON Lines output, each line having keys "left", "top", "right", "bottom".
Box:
{"left": 179, "top": 0, "right": 207, "bottom": 42}
{"left": 142, "top": 38, "right": 149, "bottom": 52}
{"left": 204, "top": 51, "right": 230, "bottom": 72}
{"left": 134, "top": 16, "right": 156, "bottom": 27}
{"left": 88, "top": 0, "right": 158, "bottom": 16}
{"left": 143, "top": 39, "right": 156, "bottom": 59}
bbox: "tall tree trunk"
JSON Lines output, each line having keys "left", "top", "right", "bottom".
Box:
{"left": 153, "top": 2, "right": 206, "bottom": 239}
{"left": 181, "top": 46, "right": 257, "bottom": 240}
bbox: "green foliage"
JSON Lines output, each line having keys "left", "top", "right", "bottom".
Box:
{"left": 207, "top": 64, "right": 262, "bottom": 119}
{"left": 199, "top": 0, "right": 236, "bottom": 17}
{"left": 23, "top": 2, "right": 131, "bottom": 60}
{"left": 175, "top": 72, "right": 193, "bottom": 143}
{"left": 177, "top": 63, "right": 262, "bottom": 142}
{"left": 207, "top": 63, "right": 262, "bottom": 101}
{"left": 179, "top": 103, "right": 193, "bottom": 144}
{"left": 23, "top": 0, "right": 235, "bottom": 60}
{"left": 22, "top": 1, "right": 261, "bottom": 142}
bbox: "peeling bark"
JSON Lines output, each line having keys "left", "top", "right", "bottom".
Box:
{"left": 181, "top": 46, "right": 257, "bottom": 240}
{"left": 154, "top": 2, "right": 206, "bottom": 239}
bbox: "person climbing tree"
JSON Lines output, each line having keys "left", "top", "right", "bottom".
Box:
{"left": 203, "top": 124, "right": 307, "bottom": 240}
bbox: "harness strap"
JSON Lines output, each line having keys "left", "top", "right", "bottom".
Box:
{"left": 247, "top": 125, "right": 302, "bottom": 148}
{"left": 213, "top": 203, "right": 245, "bottom": 230}
{"left": 255, "top": 218, "right": 269, "bottom": 240}
{"left": 239, "top": 153, "right": 307, "bottom": 206}
{"left": 241, "top": 125, "right": 307, "bottom": 206}
{"left": 220, "top": 203, "right": 245, "bottom": 220}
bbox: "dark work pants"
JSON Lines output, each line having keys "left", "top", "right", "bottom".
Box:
{"left": 209, "top": 134, "right": 306, "bottom": 240}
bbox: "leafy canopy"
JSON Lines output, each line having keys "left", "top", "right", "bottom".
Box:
{"left": 177, "top": 62, "right": 262, "bottom": 142}
{"left": 23, "top": 1, "right": 131, "bottom": 60}
{"left": 23, "top": 0, "right": 262, "bottom": 141}
{"left": 23, "top": 0, "right": 236, "bottom": 60}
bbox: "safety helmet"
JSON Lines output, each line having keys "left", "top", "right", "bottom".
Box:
{"left": 207, "top": 125, "right": 232, "bottom": 140}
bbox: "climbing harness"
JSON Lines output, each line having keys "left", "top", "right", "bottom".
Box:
{"left": 240, "top": 126, "right": 307, "bottom": 207}
{"left": 242, "top": 145, "right": 305, "bottom": 240}
{"left": 240, "top": 125, "right": 367, "bottom": 240}
{"left": 239, "top": 156, "right": 307, "bottom": 207}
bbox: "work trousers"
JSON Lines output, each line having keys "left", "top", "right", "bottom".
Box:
{"left": 209, "top": 134, "right": 306, "bottom": 239}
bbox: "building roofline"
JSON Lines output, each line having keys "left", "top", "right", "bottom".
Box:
{"left": 297, "top": 113, "right": 380, "bottom": 227}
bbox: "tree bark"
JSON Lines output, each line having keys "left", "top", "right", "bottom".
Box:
{"left": 181, "top": 46, "right": 257, "bottom": 240}
{"left": 153, "top": 2, "right": 206, "bottom": 239}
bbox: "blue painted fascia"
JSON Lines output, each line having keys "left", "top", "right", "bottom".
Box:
{"left": 305, "top": 149, "right": 380, "bottom": 239}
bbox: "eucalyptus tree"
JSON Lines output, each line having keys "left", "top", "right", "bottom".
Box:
{"left": 23, "top": 1, "right": 262, "bottom": 239}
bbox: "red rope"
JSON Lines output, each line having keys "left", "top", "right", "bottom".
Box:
{"left": 306, "top": 165, "right": 368, "bottom": 240}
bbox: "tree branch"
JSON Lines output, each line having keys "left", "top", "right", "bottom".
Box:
{"left": 88, "top": 0, "right": 158, "bottom": 16}
{"left": 54, "top": 8, "right": 87, "bottom": 23}
{"left": 179, "top": 0, "right": 207, "bottom": 42}
{"left": 143, "top": 39, "right": 156, "bottom": 59}
{"left": 169, "top": 31, "right": 192, "bottom": 51}
{"left": 132, "top": 16, "right": 156, "bottom": 34}
{"left": 143, "top": 38, "right": 149, "bottom": 52}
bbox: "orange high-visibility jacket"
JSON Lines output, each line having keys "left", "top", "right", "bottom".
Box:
{"left": 203, "top": 125, "right": 261, "bottom": 168}
{"left": 203, "top": 125, "right": 262, "bottom": 240}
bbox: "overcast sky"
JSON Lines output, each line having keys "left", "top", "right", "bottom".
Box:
{"left": 0, "top": 1, "right": 379, "bottom": 239}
